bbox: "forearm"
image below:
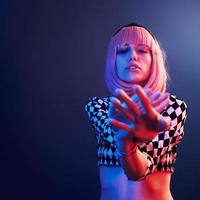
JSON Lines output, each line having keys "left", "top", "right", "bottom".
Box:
{"left": 116, "top": 140, "right": 148, "bottom": 180}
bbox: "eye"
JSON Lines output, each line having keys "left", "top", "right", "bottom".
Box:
{"left": 137, "top": 47, "right": 150, "bottom": 53}
{"left": 117, "top": 46, "right": 129, "bottom": 54}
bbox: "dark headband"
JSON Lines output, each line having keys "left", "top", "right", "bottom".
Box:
{"left": 112, "top": 22, "right": 155, "bottom": 39}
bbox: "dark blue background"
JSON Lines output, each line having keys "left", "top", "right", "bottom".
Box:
{"left": 1, "top": 0, "right": 199, "bottom": 199}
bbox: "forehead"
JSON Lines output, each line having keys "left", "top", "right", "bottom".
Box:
{"left": 112, "top": 26, "right": 154, "bottom": 48}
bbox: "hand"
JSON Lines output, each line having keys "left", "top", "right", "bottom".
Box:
{"left": 109, "top": 85, "right": 171, "bottom": 144}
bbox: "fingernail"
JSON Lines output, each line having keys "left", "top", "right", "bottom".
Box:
{"left": 110, "top": 96, "right": 114, "bottom": 103}
{"left": 110, "top": 97, "right": 117, "bottom": 105}
{"left": 109, "top": 118, "right": 114, "bottom": 125}
{"left": 133, "top": 84, "right": 139, "bottom": 92}
{"left": 143, "top": 87, "right": 151, "bottom": 94}
{"left": 114, "top": 88, "right": 121, "bottom": 95}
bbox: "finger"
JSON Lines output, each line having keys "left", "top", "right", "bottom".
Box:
{"left": 121, "top": 93, "right": 138, "bottom": 109}
{"left": 157, "top": 116, "right": 171, "bottom": 132}
{"left": 121, "top": 94, "right": 143, "bottom": 115}
{"left": 134, "top": 88, "right": 153, "bottom": 111}
{"left": 111, "top": 97, "right": 135, "bottom": 122}
{"left": 132, "top": 88, "right": 152, "bottom": 104}
{"left": 115, "top": 89, "right": 141, "bottom": 117}
{"left": 108, "top": 97, "right": 122, "bottom": 119}
{"left": 108, "top": 99, "right": 116, "bottom": 118}
{"left": 149, "top": 92, "right": 161, "bottom": 104}
{"left": 153, "top": 93, "right": 169, "bottom": 108}
{"left": 134, "top": 85, "right": 154, "bottom": 116}
{"left": 110, "top": 118, "right": 132, "bottom": 132}
{"left": 143, "top": 87, "right": 153, "bottom": 96}
{"left": 131, "top": 94, "right": 138, "bottom": 102}
{"left": 155, "top": 96, "right": 170, "bottom": 113}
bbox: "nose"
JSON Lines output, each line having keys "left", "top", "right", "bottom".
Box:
{"left": 129, "top": 48, "right": 137, "bottom": 61}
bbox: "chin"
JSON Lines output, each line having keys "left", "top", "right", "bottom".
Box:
{"left": 127, "top": 79, "right": 147, "bottom": 87}
{"left": 124, "top": 78, "right": 142, "bottom": 84}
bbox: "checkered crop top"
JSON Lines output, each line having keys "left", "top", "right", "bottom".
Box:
{"left": 85, "top": 95, "right": 187, "bottom": 179}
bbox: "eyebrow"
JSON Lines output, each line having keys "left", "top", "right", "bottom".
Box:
{"left": 120, "top": 43, "right": 150, "bottom": 48}
{"left": 134, "top": 44, "right": 150, "bottom": 48}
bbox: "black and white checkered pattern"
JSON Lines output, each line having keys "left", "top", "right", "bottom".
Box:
{"left": 85, "top": 95, "right": 187, "bottom": 179}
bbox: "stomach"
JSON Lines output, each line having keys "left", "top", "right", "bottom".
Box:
{"left": 99, "top": 166, "right": 173, "bottom": 200}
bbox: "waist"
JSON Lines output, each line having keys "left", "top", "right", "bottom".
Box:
{"left": 100, "top": 167, "right": 173, "bottom": 200}
{"left": 133, "top": 172, "right": 173, "bottom": 200}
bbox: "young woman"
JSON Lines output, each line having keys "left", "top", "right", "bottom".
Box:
{"left": 85, "top": 23, "right": 187, "bottom": 200}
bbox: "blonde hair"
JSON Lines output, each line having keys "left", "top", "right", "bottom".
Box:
{"left": 105, "top": 25, "right": 169, "bottom": 96}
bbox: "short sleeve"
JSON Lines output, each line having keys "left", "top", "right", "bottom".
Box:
{"left": 85, "top": 97, "right": 120, "bottom": 166}
{"left": 163, "top": 96, "right": 188, "bottom": 145}
{"left": 84, "top": 97, "right": 110, "bottom": 140}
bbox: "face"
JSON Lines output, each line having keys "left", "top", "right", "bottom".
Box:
{"left": 116, "top": 43, "right": 152, "bottom": 86}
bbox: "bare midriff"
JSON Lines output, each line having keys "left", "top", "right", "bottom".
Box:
{"left": 99, "top": 166, "right": 173, "bottom": 200}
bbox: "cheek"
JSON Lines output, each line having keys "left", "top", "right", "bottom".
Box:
{"left": 115, "top": 57, "right": 122, "bottom": 75}
{"left": 148, "top": 55, "right": 152, "bottom": 65}
{"left": 142, "top": 54, "right": 152, "bottom": 69}
{"left": 116, "top": 56, "right": 126, "bottom": 70}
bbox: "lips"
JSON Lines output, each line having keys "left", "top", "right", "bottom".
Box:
{"left": 126, "top": 64, "right": 141, "bottom": 70}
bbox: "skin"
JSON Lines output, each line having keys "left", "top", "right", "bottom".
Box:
{"left": 100, "top": 167, "right": 173, "bottom": 200}
{"left": 100, "top": 87, "right": 172, "bottom": 200}
{"left": 116, "top": 43, "right": 152, "bottom": 86}
{"left": 99, "top": 40, "right": 173, "bottom": 200}
{"left": 110, "top": 85, "right": 171, "bottom": 144}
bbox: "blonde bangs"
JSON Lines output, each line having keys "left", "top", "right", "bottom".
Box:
{"left": 110, "top": 26, "right": 156, "bottom": 51}
{"left": 105, "top": 26, "right": 169, "bottom": 96}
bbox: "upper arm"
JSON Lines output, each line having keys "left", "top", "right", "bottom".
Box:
{"left": 163, "top": 97, "right": 188, "bottom": 144}
{"left": 85, "top": 97, "right": 110, "bottom": 139}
